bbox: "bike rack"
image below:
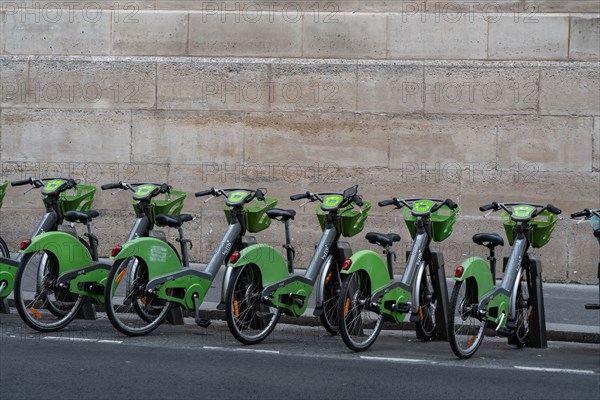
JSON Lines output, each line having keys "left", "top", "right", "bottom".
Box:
{"left": 164, "top": 304, "right": 184, "bottom": 325}
{"left": 504, "top": 255, "right": 547, "bottom": 348}
{"left": 0, "top": 298, "right": 9, "bottom": 313}
{"left": 408, "top": 249, "right": 450, "bottom": 341}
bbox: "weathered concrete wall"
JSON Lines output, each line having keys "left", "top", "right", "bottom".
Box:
{"left": 0, "top": 1, "right": 598, "bottom": 283}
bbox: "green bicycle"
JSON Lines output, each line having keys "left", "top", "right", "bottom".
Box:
{"left": 449, "top": 202, "right": 561, "bottom": 359}
{"left": 11, "top": 178, "right": 104, "bottom": 332}
{"left": 104, "top": 184, "right": 277, "bottom": 336}
{"left": 338, "top": 197, "right": 459, "bottom": 351}
{"left": 226, "top": 185, "right": 368, "bottom": 345}
{"left": 570, "top": 208, "right": 600, "bottom": 310}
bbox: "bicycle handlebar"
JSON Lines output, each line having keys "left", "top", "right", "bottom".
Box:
{"left": 290, "top": 192, "right": 310, "bottom": 201}
{"left": 570, "top": 209, "right": 590, "bottom": 218}
{"left": 11, "top": 178, "right": 32, "bottom": 187}
{"left": 480, "top": 202, "right": 562, "bottom": 217}
{"left": 101, "top": 182, "right": 122, "bottom": 190}
{"left": 195, "top": 189, "right": 214, "bottom": 197}
{"left": 546, "top": 204, "right": 562, "bottom": 215}
{"left": 378, "top": 199, "right": 396, "bottom": 207}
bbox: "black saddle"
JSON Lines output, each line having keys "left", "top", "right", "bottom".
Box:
{"left": 366, "top": 232, "right": 401, "bottom": 248}
{"left": 472, "top": 233, "right": 504, "bottom": 247}
{"left": 156, "top": 214, "right": 193, "bottom": 228}
{"left": 64, "top": 210, "right": 99, "bottom": 224}
{"left": 266, "top": 208, "right": 296, "bottom": 221}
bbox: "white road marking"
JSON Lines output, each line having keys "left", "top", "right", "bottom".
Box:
{"left": 360, "top": 356, "right": 430, "bottom": 363}
{"left": 514, "top": 366, "right": 595, "bottom": 375}
{"left": 202, "top": 346, "right": 279, "bottom": 354}
{"left": 43, "top": 336, "right": 96, "bottom": 342}
{"left": 98, "top": 340, "right": 123, "bottom": 344}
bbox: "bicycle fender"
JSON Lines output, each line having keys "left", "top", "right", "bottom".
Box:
{"left": 113, "top": 237, "right": 181, "bottom": 280}
{"left": 228, "top": 244, "right": 289, "bottom": 286}
{"left": 341, "top": 250, "right": 392, "bottom": 293}
{"left": 21, "top": 232, "right": 93, "bottom": 273}
{"left": 0, "top": 258, "right": 19, "bottom": 298}
{"left": 454, "top": 257, "right": 494, "bottom": 300}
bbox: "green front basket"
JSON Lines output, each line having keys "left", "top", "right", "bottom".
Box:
{"left": 501, "top": 210, "right": 558, "bottom": 248}
{"left": 151, "top": 190, "right": 187, "bottom": 224}
{"left": 403, "top": 205, "right": 458, "bottom": 242}
{"left": 223, "top": 197, "right": 278, "bottom": 233}
{"left": 316, "top": 202, "right": 371, "bottom": 238}
{"left": 0, "top": 180, "right": 7, "bottom": 208}
{"left": 60, "top": 184, "right": 96, "bottom": 213}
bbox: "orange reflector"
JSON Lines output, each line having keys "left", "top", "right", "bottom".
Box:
{"left": 30, "top": 307, "right": 42, "bottom": 319}
{"left": 419, "top": 307, "right": 423, "bottom": 320}
{"left": 115, "top": 269, "right": 127, "bottom": 283}
{"left": 325, "top": 271, "right": 332, "bottom": 284}
{"left": 233, "top": 299, "right": 240, "bottom": 317}
{"left": 139, "top": 297, "right": 147, "bottom": 305}
{"left": 467, "top": 335, "right": 477, "bottom": 346}
{"left": 344, "top": 298, "right": 350, "bottom": 317}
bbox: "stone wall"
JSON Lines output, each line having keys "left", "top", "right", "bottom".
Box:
{"left": 0, "top": 0, "right": 598, "bottom": 282}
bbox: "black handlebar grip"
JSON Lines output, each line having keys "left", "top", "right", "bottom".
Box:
{"left": 290, "top": 192, "right": 309, "bottom": 201}
{"left": 101, "top": 183, "right": 122, "bottom": 190}
{"left": 378, "top": 199, "right": 396, "bottom": 207}
{"left": 195, "top": 189, "right": 214, "bottom": 197}
{"left": 352, "top": 195, "right": 363, "bottom": 207}
{"left": 11, "top": 178, "right": 32, "bottom": 187}
{"left": 255, "top": 189, "right": 265, "bottom": 201}
{"left": 546, "top": 204, "right": 562, "bottom": 215}
{"left": 479, "top": 203, "right": 495, "bottom": 212}
{"left": 570, "top": 209, "right": 589, "bottom": 218}
{"left": 445, "top": 199, "right": 458, "bottom": 209}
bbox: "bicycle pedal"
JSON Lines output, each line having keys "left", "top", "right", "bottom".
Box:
{"left": 88, "top": 283, "right": 104, "bottom": 295}
{"left": 196, "top": 317, "right": 211, "bottom": 328}
{"left": 216, "top": 302, "right": 226, "bottom": 311}
{"left": 497, "top": 327, "right": 514, "bottom": 336}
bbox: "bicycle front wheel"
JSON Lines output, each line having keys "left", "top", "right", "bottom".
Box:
{"left": 14, "top": 251, "right": 84, "bottom": 332}
{"left": 512, "top": 270, "right": 532, "bottom": 347}
{"left": 226, "top": 264, "right": 281, "bottom": 345}
{"left": 105, "top": 257, "right": 172, "bottom": 336}
{"left": 448, "top": 279, "right": 487, "bottom": 359}
{"left": 338, "top": 271, "right": 384, "bottom": 352}
{"left": 319, "top": 261, "right": 342, "bottom": 335}
{"left": 415, "top": 262, "right": 437, "bottom": 341}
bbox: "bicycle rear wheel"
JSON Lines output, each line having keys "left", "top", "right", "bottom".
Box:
{"left": 319, "top": 261, "right": 342, "bottom": 335}
{"left": 448, "top": 279, "right": 487, "bottom": 359}
{"left": 415, "top": 262, "right": 437, "bottom": 341}
{"left": 14, "top": 251, "right": 84, "bottom": 332}
{"left": 338, "top": 271, "right": 384, "bottom": 352}
{"left": 226, "top": 264, "right": 281, "bottom": 345}
{"left": 0, "top": 236, "right": 9, "bottom": 258}
{"left": 105, "top": 257, "right": 172, "bottom": 336}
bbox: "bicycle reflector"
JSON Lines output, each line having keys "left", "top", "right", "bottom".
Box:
{"left": 342, "top": 259, "right": 352, "bottom": 270}
{"left": 111, "top": 245, "right": 122, "bottom": 257}
{"left": 20, "top": 239, "right": 32, "bottom": 250}
{"left": 455, "top": 266, "right": 464, "bottom": 278}
{"left": 229, "top": 251, "right": 241, "bottom": 264}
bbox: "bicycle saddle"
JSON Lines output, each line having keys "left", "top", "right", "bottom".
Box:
{"left": 64, "top": 210, "right": 100, "bottom": 224}
{"left": 155, "top": 214, "right": 193, "bottom": 228}
{"left": 472, "top": 233, "right": 504, "bottom": 247}
{"left": 365, "top": 232, "right": 401, "bottom": 247}
{"left": 266, "top": 208, "right": 296, "bottom": 221}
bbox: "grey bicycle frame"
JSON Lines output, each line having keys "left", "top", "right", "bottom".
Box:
{"left": 402, "top": 230, "right": 430, "bottom": 315}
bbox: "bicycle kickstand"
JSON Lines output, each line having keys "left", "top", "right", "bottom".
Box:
{"left": 193, "top": 294, "right": 211, "bottom": 328}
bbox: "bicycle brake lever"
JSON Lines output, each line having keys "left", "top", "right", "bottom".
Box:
{"left": 299, "top": 199, "right": 311, "bottom": 207}
{"left": 203, "top": 195, "right": 215, "bottom": 203}
{"left": 576, "top": 218, "right": 586, "bottom": 225}
{"left": 23, "top": 186, "right": 36, "bottom": 195}
{"left": 111, "top": 188, "right": 126, "bottom": 195}
{"left": 483, "top": 210, "right": 493, "bottom": 218}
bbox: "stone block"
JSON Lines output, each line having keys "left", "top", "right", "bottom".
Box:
{"left": 569, "top": 15, "right": 600, "bottom": 61}
{"left": 540, "top": 64, "right": 600, "bottom": 116}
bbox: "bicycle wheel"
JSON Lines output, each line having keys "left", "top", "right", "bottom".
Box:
{"left": 511, "top": 271, "right": 532, "bottom": 347}
{"left": 105, "top": 256, "right": 172, "bottom": 336}
{"left": 415, "top": 262, "right": 437, "bottom": 341}
{"left": 448, "top": 279, "right": 487, "bottom": 359}
{"left": 319, "top": 260, "right": 341, "bottom": 335}
{"left": 338, "top": 271, "right": 384, "bottom": 352}
{"left": 0, "top": 236, "right": 9, "bottom": 258}
{"left": 14, "top": 251, "right": 84, "bottom": 332}
{"left": 226, "top": 264, "right": 281, "bottom": 345}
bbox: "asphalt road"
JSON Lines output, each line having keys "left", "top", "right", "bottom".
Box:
{"left": 1, "top": 313, "right": 599, "bottom": 400}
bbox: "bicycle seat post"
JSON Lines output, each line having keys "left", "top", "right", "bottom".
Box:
{"left": 487, "top": 245, "right": 497, "bottom": 283}
{"left": 86, "top": 221, "right": 99, "bottom": 261}
{"left": 283, "top": 220, "right": 295, "bottom": 273}
{"left": 178, "top": 226, "right": 190, "bottom": 268}
{"left": 384, "top": 245, "right": 395, "bottom": 280}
